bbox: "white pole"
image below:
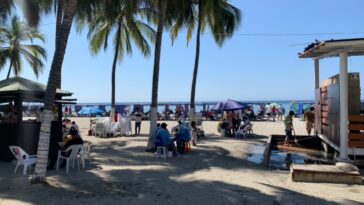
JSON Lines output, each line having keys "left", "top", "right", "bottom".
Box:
{"left": 314, "top": 59, "right": 320, "bottom": 89}
{"left": 339, "top": 52, "right": 349, "bottom": 161}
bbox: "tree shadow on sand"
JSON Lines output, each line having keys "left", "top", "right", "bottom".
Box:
{"left": 0, "top": 136, "right": 361, "bottom": 205}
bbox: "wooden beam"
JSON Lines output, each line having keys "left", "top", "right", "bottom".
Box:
{"left": 348, "top": 124, "right": 364, "bottom": 131}
{"left": 348, "top": 141, "right": 364, "bottom": 148}
{"left": 349, "top": 115, "right": 364, "bottom": 122}
{"left": 349, "top": 133, "right": 364, "bottom": 140}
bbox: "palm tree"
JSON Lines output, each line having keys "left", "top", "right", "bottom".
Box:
{"left": 0, "top": 15, "right": 47, "bottom": 79}
{"left": 170, "top": 0, "right": 241, "bottom": 122}
{"left": 146, "top": 0, "right": 168, "bottom": 151}
{"left": 0, "top": 0, "right": 13, "bottom": 24}
{"left": 85, "top": 0, "right": 156, "bottom": 122}
{"left": 30, "top": 0, "right": 79, "bottom": 183}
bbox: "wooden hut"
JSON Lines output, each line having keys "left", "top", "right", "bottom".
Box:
{"left": 0, "top": 77, "right": 75, "bottom": 161}
{"left": 299, "top": 38, "right": 364, "bottom": 161}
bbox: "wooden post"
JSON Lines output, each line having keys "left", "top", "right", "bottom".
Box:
{"left": 315, "top": 59, "right": 320, "bottom": 89}
{"left": 339, "top": 52, "right": 349, "bottom": 161}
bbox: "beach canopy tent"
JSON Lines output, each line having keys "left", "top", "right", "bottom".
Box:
{"left": 78, "top": 107, "right": 105, "bottom": 116}
{"left": 0, "top": 77, "right": 76, "bottom": 161}
{"left": 211, "top": 99, "right": 248, "bottom": 112}
{"left": 299, "top": 37, "right": 364, "bottom": 160}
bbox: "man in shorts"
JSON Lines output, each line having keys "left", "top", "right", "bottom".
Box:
{"left": 304, "top": 107, "right": 315, "bottom": 136}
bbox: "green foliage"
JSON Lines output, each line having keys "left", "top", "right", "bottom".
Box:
{"left": 85, "top": 0, "right": 156, "bottom": 61}
{"left": 0, "top": 15, "right": 46, "bottom": 78}
{"left": 170, "top": 0, "right": 241, "bottom": 47}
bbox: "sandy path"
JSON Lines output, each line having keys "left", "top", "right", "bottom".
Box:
{"left": 0, "top": 118, "right": 363, "bottom": 205}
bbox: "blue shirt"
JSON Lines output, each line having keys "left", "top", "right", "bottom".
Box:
{"left": 174, "top": 125, "right": 191, "bottom": 141}
{"left": 156, "top": 128, "right": 171, "bottom": 146}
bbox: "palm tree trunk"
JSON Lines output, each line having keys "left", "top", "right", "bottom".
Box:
{"left": 189, "top": 0, "right": 203, "bottom": 124}
{"left": 6, "top": 60, "right": 13, "bottom": 79}
{"left": 31, "top": 0, "right": 78, "bottom": 184}
{"left": 110, "top": 22, "right": 122, "bottom": 123}
{"left": 146, "top": 0, "right": 168, "bottom": 151}
{"left": 55, "top": 0, "right": 65, "bottom": 89}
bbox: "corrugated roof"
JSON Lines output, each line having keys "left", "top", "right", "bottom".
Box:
{"left": 0, "top": 77, "right": 72, "bottom": 96}
{"left": 299, "top": 38, "right": 364, "bottom": 59}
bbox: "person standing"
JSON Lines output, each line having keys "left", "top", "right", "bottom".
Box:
{"left": 284, "top": 111, "right": 295, "bottom": 145}
{"left": 304, "top": 107, "right": 315, "bottom": 136}
{"left": 190, "top": 121, "right": 198, "bottom": 146}
{"left": 134, "top": 108, "right": 143, "bottom": 135}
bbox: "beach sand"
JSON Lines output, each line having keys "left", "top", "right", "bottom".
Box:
{"left": 0, "top": 118, "right": 363, "bottom": 205}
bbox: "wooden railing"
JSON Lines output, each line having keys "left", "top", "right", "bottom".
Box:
{"left": 348, "top": 115, "right": 364, "bottom": 148}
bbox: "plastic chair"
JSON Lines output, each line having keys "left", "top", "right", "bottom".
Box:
{"left": 95, "top": 122, "right": 105, "bottom": 137}
{"left": 9, "top": 146, "right": 37, "bottom": 175}
{"left": 237, "top": 124, "right": 252, "bottom": 139}
{"left": 56, "top": 144, "right": 83, "bottom": 173}
{"left": 105, "top": 122, "right": 118, "bottom": 137}
{"left": 155, "top": 146, "right": 167, "bottom": 159}
{"left": 79, "top": 143, "right": 92, "bottom": 168}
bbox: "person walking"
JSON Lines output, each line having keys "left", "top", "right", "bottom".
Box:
{"left": 134, "top": 108, "right": 143, "bottom": 135}
{"left": 284, "top": 111, "right": 295, "bottom": 145}
{"left": 304, "top": 107, "right": 315, "bottom": 135}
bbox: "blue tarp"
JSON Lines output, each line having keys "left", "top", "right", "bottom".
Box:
{"left": 78, "top": 107, "right": 105, "bottom": 116}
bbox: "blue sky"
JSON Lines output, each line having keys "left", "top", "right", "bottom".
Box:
{"left": 2, "top": 0, "right": 364, "bottom": 103}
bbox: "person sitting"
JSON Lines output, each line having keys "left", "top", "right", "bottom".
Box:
{"left": 240, "top": 116, "right": 251, "bottom": 130}
{"left": 61, "top": 127, "right": 84, "bottom": 152}
{"left": 48, "top": 127, "right": 83, "bottom": 170}
{"left": 155, "top": 123, "right": 177, "bottom": 156}
{"left": 71, "top": 121, "right": 80, "bottom": 133}
{"left": 172, "top": 120, "right": 191, "bottom": 154}
{"left": 153, "top": 123, "right": 162, "bottom": 147}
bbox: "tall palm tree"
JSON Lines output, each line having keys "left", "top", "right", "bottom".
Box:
{"left": 170, "top": 0, "right": 241, "bottom": 122}
{"left": 0, "top": 15, "right": 46, "bottom": 79}
{"left": 146, "top": 0, "right": 168, "bottom": 151}
{"left": 30, "top": 0, "right": 79, "bottom": 183}
{"left": 85, "top": 0, "right": 156, "bottom": 122}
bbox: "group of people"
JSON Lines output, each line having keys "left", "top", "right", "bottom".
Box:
{"left": 47, "top": 119, "right": 83, "bottom": 170}
{"left": 153, "top": 120, "right": 199, "bottom": 156}
{"left": 261, "top": 103, "right": 286, "bottom": 121}
{"left": 217, "top": 111, "right": 252, "bottom": 137}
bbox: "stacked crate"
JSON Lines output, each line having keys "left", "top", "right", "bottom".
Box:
{"left": 316, "top": 73, "right": 361, "bottom": 147}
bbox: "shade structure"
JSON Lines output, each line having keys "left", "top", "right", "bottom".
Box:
{"left": 211, "top": 99, "right": 248, "bottom": 111}
{"left": 78, "top": 107, "right": 105, "bottom": 116}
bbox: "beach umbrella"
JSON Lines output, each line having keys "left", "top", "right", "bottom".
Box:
{"left": 211, "top": 99, "right": 248, "bottom": 111}
{"left": 78, "top": 107, "right": 105, "bottom": 116}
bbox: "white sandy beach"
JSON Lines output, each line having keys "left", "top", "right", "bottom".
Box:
{"left": 0, "top": 118, "right": 363, "bottom": 205}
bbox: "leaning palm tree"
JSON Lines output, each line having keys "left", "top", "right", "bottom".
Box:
{"left": 85, "top": 0, "right": 156, "bottom": 122}
{"left": 146, "top": 0, "right": 168, "bottom": 151}
{"left": 30, "top": 0, "right": 79, "bottom": 183}
{"left": 170, "top": 0, "right": 241, "bottom": 122}
{"left": 0, "top": 15, "right": 47, "bottom": 79}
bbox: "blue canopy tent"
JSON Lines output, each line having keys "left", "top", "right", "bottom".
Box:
{"left": 78, "top": 107, "right": 105, "bottom": 117}
{"left": 211, "top": 99, "right": 249, "bottom": 112}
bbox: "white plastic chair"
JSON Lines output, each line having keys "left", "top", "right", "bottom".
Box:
{"left": 79, "top": 143, "right": 92, "bottom": 168}
{"left": 105, "top": 122, "right": 118, "bottom": 137}
{"left": 237, "top": 124, "right": 253, "bottom": 139}
{"left": 155, "top": 146, "right": 167, "bottom": 159}
{"left": 95, "top": 122, "right": 105, "bottom": 137}
{"left": 9, "top": 146, "right": 37, "bottom": 175}
{"left": 56, "top": 144, "right": 83, "bottom": 173}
